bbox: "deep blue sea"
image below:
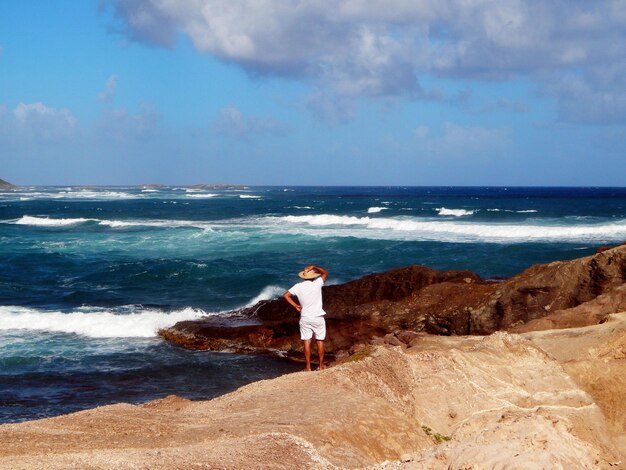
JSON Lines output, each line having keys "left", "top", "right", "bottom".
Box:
{"left": 1, "top": 186, "right": 625, "bottom": 423}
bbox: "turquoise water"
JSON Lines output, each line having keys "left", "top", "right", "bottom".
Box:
{"left": 1, "top": 186, "right": 625, "bottom": 422}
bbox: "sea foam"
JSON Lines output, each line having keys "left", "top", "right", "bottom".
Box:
{"left": 13, "top": 190, "right": 139, "bottom": 200}
{"left": 10, "top": 213, "right": 626, "bottom": 244}
{"left": 244, "top": 285, "right": 286, "bottom": 307}
{"left": 0, "top": 305, "right": 207, "bottom": 338}
{"left": 7, "top": 215, "right": 215, "bottom": 231}
{"left": 367, "top": 207, "right": 388, "bottom": 214}
{"left": 277, "top": 214, "right": 626, "bottom": 243}
{"left": 436, "top": 207, "right": 475, "bottom": 216}
{"left": 186, "top": 193, "right": 219, "bottom": 198}
{"left": 13, "top": 216, "right": 97, "bottom": 226}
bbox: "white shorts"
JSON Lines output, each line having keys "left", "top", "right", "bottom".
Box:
{"left": 299, "top": 316, "right": 326, "bottom": 341}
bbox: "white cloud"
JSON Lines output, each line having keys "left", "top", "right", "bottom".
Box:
{"left": 104, "top": 0, "right": 181, "bottom": 47}
{"left": 305, "top": 91, "right": 355, "bottom": 125}
{"left": 542, "top": 65, "right": 626, "bottom": 124}
{"left": 103, "top": 0, "right": 626, "bottom": 124}
{"left": 211, "top": 104, "right": 284, "bottom": 139}
{"left": 12, "top": 102, "right": 78, "bottom": 141}
{"left": 98, "top": 74, "right": 119, "bottom": 103}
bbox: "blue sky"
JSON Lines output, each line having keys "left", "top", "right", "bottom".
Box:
{"left": 1, "top": 0, "right": 625, "bottom": 186}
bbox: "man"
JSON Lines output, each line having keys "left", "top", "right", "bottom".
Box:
{"left": 283, "top": 265, "right": 328, "bottom": 371}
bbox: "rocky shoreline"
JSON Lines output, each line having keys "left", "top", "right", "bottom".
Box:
{"left": 1, "top": 245, "right": 625, "bottom": 468}
{"left": 1, "top": 313, "right": 624, "bottom": 468}
{"left": 0, "top": 179, "right": 17, "bottom": 190}
{"left": 160, "top": 243, "right": 626, "bottom": 364}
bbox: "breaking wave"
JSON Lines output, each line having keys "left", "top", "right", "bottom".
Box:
{"left": 0, "top": 282, "right": 289, "bottom": 338}
{"left": 244, "top": 285, "right": 286, "bottom": 307}
{"left": 14, "top": 216, "right": 97, "bottom": 226}
{"left": 0, "top": 305, "right": 208, "bottom": 338}
{"left": 436, "top": 207, "right": 475, "bottom": 216}
{"left": 7, "top": 214, "right": 626, "bottom": 244}
{"left": 6, "top": 216, "right": 215, "bottom": 231}
{"left": 0, "top": 190, "right": 139, "bottom": 200}
{"left": 487, "top": 209, "right": 538, "bottom": 213}
{"left": 186, "top": 193, "right": 219, "bottom": 198}
{"left": 276, "top": 214, "right": 626, "bottom": 243}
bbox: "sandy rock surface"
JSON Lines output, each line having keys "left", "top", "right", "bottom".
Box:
{"left": 2, "top": 314, "right": 625, "bottom": 469}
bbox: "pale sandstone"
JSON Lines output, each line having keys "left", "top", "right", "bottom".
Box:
{"left": 1, "top": 315, "right": 624, "bottom": 469}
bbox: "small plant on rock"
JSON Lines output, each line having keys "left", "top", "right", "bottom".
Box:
{"left": 421, "top": 425, "right": 451, "bottom": 444}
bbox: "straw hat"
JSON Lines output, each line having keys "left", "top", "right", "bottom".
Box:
{"left": 298, "top": 269, "right": 321, "bottom": 280}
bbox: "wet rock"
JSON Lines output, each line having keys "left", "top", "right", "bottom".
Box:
{"left": 160, "top": 244, "right": 626, "bottom": 359}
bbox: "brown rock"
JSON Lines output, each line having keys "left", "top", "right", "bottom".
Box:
{"left": 383, "top": 333, "right": 404, "bottom": 347}
{"left": 475, "top": 244, "right": 626, "bottom": 333}
{"left": 396, "top": 330, "right": 421, "bottom": 345}
{"left": 160, "top": 244, "right": 626, "bottom": 360}
{"left": 596, "top": 242, "right": 626, "bottom": 254}
{"left": 511, "top": 283, "right": 626, "bottom": 333}
{"left": 0, "top": 178, "right": 17, "bottom": 190}
{"left": 161, "top": 265, "right": 483, "bottom": 356}
{"left": 238, "top": 265, "right": 482, "bottom": 323}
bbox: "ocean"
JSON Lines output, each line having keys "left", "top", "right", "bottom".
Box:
{"left": 1, "top": 186, "right": 625, "bottom": 423}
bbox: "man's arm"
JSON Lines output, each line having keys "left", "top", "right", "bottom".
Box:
{"left": 283, "top": 291, "right": 302, "bottom": 312}
{"left": 305, "top": 265, "right": 328, "bottom": 282}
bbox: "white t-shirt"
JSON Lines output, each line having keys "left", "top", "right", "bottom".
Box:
{"left": 288, "top": 277, "right": 326, "bottom": 318}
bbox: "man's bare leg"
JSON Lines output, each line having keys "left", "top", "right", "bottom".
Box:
{"left": 303, "top": 339, "right": 312, "bottom": 371}
{"left": 316, "top": 340, "right": 325, "bottom": 370}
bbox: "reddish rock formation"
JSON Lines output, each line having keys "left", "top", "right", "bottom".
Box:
{"left": 160, "top": 244, "right": 626, "bottom": 359}
{"left": 474, "top": 242, "right": 626, "bottom": 333}
{"left": 511, "top": 283, "right": 626, "bottom": 333}
{"left": 239, "top": 265, "right": 482, "bottom": 323}
{"left": 161, "top": 266, "right": 485, "bottom": 359}
{"left": 0, "top": 178, "right": 17, "bottom": 190}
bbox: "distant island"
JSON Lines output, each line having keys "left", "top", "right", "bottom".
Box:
{"left": 0, "top": 181, "right": 248, "bottom": 190}
{"left": 140, "top": 184, "right": 248, "bottom": 190}
{"left": 0, "top": 179, "right": 17, "bottom": 190}
{"left": 188, "top": 184, "right": 248, "bottom": 190}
